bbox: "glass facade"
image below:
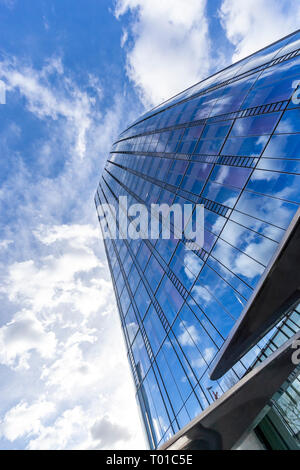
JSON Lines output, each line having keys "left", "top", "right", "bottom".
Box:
{"left": 248, "top": 306, "right": 300, "bottom": 449}
{"left": 95, "top": 30, "right": 300, "bottom": 449}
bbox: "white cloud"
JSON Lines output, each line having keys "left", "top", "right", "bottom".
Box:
{"left": 178, "top": 321, "right": 200, "bottom": 347}
{"left": 0, "top": 221, "right": 145, "bottom": 449}
{"left": 191, "top": 347, "right": 215, "bottom": 369}
{"left": 0, "top": 399, "right": 56, "bottom": 441}
{"left": 1, "top": 1, "right": 297, "bottom": 451}
{"left": 0, "top": 53, "right": 145, "bottom": 450}
{"left": 115, "top": 0, "right": 211, "bottom": 107}
{"left": 0, "top": 310, "right": 57, "bottom": 370}
{"left": 120, "top": 29, "right": 128, "bottom": 48}
{"left": 250, "top": 169, "right": 277, "bottom": 182}
{"left": 233, "top": 250, "right": 264, "bottom": 279}
{"left": 27, "top": 406, "right": 87, "bottom": 450}
{"left": 184, "top": 251, "right": 203, "bottom": 280}
{"left": 0, "top": 240, "right": 13, "bottom": 250}
{"left": 0, "top": 56, "right": 94, "bottom": 159}
{"left": 24, "top": 405, "right": 136, "bottom": 450}
{"left": 33, "top": 224, "right": 100, "bottom": 249}
{"left": 41, "top": 343, "right": 99, "bottom": 395}
{"left": 1, "top": 397, "right": 141, "bottom": 450}
{"left": 4, "top": 248, "right": 100, "bottom": 314}
{"left": 192, "top": 284, "right": 211, "bottom": 304}
{"left": 219, "top": 0, "right": 300, "bottom": 62}
{"left": 213, "top": 238, "right": 265, "bottom": 281}
{"left": 91, "top": 416, "right": 131, "bottom": 447}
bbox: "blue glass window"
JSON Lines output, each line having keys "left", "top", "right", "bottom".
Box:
{"left": 124, "top": 305, "right": 139, "bottom": 344}
{"left": 156, "top": 276, "right": 184, "bottom": 324}
{"left": 143, "top": 368, "right": 172, "bottom": 442}
{"left": 206, "top": 256, "right": 253, "bottom": 300}
{"left": 155, "top": 237, "right": 178, "bottom": 264}
{"left": 221, "top": 135, "right": 269, "bottom": 157}
{"left": 97, "top": 31, "right": 300, "bottom": 449}
{"left": 135, "top": 281, "right": 151, "bottom": 319}
{"left": 128, "top": 263, "right": 141, "bottom": 295}
{"left": 211, "top": 76, "right": 257, "bottom": 115}
{"left": 230, "top": 113, "right": 280, "bottom": 137}
{"left": 241, "top": 57, "right": 300, "bottom": 108}
{"left": 195, "top": 138, "right": 226, "bottom": 155}
{"left": 157, "top": 340, "right": 193, "bottom": 412}
{"left": 263, "top": 134, "right": 300, "bottom": 158}
{"left": 229, "top": 209, "right": 285, "bottom": 243}
{"left": 256, "top": 158, "right": 300, "bottom": 174}
{"left": 247, "top": 170, "right": 300, "bottom": 203}
{"left": 201, "top": 122, "right": 231, "bottom": 139}
{"left": 211, "top": 238, "right": 265, "bottom": 287}
{"left": 202, "top": 181, "right": 240, "bottom": 207}
{"left": 131, "top": 332, "right": 151, "bottom": 379}
{"left": 275, "top": 108, "right": 300, "bottom": 134}
{"left": 181, "top": 162, "right": 212, "bottom": 194}
{"left": 209, "top": 165, "right": 251, "bottom": 188}
{"left": 170, "top": 243, "right": 203, "bottom": 290}
{"left": 221, "top": 219, "right": 278, "bottom": 266}
{"left": 191, "top": 276, "right": 235, "bottom": 337}
{"left": 168, "top": 160, "right": 188, "bottom": 186}
{"left": 144, "top": 305, "right": 166, "bottom": 355}
{"left": 236, "top": 190, "right": 298, "bottom": 229}
{"left": 120, "top": 284, "right": 131, "bottom": 314}
{"left": 144, "top": 255, "right": 164, "bottom": 293}
{"left": 137, "top": 243, "right": 151, "bottom": 271}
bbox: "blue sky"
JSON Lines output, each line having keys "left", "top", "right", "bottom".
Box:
{"left": 0, "top": 0, "right": 299, "bottom": 450}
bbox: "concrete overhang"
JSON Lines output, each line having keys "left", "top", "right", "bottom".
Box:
{"left": 159, "top": 332, "right": 300, "bottom": 450}
{"left": 210, "top": 207, "right": 300, "bottom": 381}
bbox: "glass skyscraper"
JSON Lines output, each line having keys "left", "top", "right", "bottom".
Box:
{"left": 95, "top": 30, "right": 300, "bottom": 450}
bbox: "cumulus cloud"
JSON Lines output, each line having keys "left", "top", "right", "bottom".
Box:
{"left": 1, "top": 0, "right": 297, "bottom": 451}
{"left": 26, "top": 406, "right": 87, "bottom": 450}
{"left": 192, "top": 284, "right": 211, "bottom": 304}
{"left": 0, "top": 53, "right": 145, "bottom": 450}
{"left": 0, "top": 310, "right": 57, "bottom": 370}
{"left": 113, "top": 0, "right": 300, "bottom": 111}
{"left": 3, "top": 237, "right": 102, "bottom": 316}
{"left": 0, "top": 399, "right": 56, "bottom": 441}
{"left": 120, "top": 29, "right": 128, "bottom": 48}
{"left": 41, "top": 343, "right": 99, "bottom": 396}
{"left": 191, "top": 347, "right": 215, "bottom": 369}
{"left": 0, "top": 217, "right": 144, "bottom": 450}
{"left": 219, "top": 0, "right": 300, "bottom": 62}
{"left": 33, "top": 224, "right": 100, "bottom": 247}
{"left": 0, "top": 56, "right": 96, "bottom": 159}
{"left": 23, "top": 406, "right": 134, "bottom": 450}
{"left": 184, "top": 252, "right": 203, "bottom": 280}
{"left": 178, "top": 321, "right": 200, "bottom": 347}
{"left": 91, "top": 416, "right": 131, "bottom": 447}
{"left": 1, "top": 400, "right": 136, "bottom": 450}
{"left": 0, "top": 240, "right": 13, "bottom": 250}
{"left": 115, "top": 0, "right": 211, "bottom": 107}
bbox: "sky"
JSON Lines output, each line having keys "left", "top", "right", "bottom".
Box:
{"left": 0, "top": 0, "right": 299, "bottom": 450}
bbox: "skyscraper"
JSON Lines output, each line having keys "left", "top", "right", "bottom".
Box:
{"left": 95, "top": 30, "right": 300, "bottom": 450}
